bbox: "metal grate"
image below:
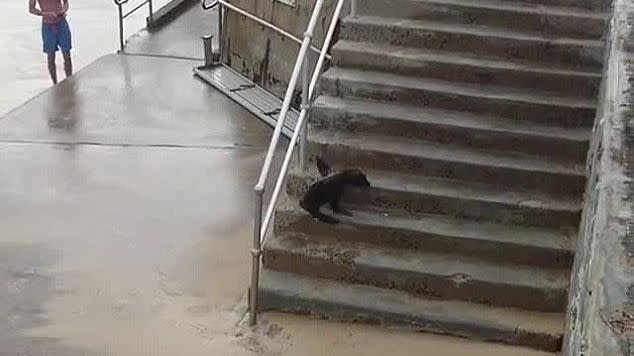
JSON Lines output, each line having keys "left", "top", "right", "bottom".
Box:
{"left": 194, "top": 64, "right": 298, "bottom": 138}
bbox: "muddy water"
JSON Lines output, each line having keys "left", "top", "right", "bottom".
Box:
{"left": 249, "top": 313, "right": 555, "bottom": 356}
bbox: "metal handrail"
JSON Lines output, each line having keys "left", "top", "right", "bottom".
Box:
{"left": 261, "top": 0, "right": 346, "bottom": 241}
{"left": 200, "top": 0, "right": 328, "bottom": 59}
{"left": 200, "top": 0, "right": 356, "bottom": 327}
{"left": 247, "top": 0, "right": 325, "bottom": 325}
{"left": 114, "top": 0, "right": 154, "bottom": 52}
{"left": 250, "top": 0, "right": 350, "bottom": 327}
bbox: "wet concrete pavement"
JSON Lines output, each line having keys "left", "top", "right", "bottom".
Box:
{"left": 0, "top": 50, "right": 271, "bottom": 355}
{"left": 125, "top": 0, "right": 217, "bottom": 60}
{"left": 0, "top": 54, "right": 266, "bottom": 147}
{"left": 1, "top": 0, "right": 171, "bottom": 116}
{"left": 1, "top": 3, "right": 552, "bottom": 356}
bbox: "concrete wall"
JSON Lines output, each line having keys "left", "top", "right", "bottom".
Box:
{"left": 222, "top": 0, "right": 342, "bottom": 101}
{"left": 563, "top": 1, "right": 634, "bottom": 354}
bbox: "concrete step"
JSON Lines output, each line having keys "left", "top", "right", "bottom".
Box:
{"left": 495, "top": 0, "right": 607, "bottom": 11}
{"left": 307, "top": 129, "right": 586, "bottom": 195}
{"left": 286, "top": 169, "right": 581, "bottom": 230}
{"left": 262, "top": 232, "right": 570, "bottom": 312}
{"left": 259, "top": 270, "right": 565, "bottom": 352}
{"left": 311, "top": 96, "right": 591, "bottom": 162}
{"left": 320, "top": 67, "right": 597, "bottom": 128}
{"left": 355, "top": 0, "right": 608, "bottom": 39}
{"left": 340, "top": 16, "right": 604, "bottom": 71}
{"left": 275, "top": 201, "right": 575, "bottom": 268}
{"left": 331, "top": 40, "right": 602, "bottom": 98}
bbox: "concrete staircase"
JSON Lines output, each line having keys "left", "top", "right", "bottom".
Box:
{"left": 259, "top": 0, "right": 609, "bottom": 352}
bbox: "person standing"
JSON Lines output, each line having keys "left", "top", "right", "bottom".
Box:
{"left": 29, "top": 0, "right": 73, "bottom": 84}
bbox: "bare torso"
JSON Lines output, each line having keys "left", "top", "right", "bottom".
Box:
{"left": 37, "top": 0, "right": 64, "bottom": 23}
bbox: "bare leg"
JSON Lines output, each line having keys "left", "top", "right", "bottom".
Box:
{"left": 62, "top": 52, "right": 73, "bottom": 78}
{"left": 47, "top": 53, "right": 57, "bottom": 84}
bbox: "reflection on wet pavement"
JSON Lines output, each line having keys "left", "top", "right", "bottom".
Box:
{"left": 1, "top": 1, "right": 552, "bottom": 355}
{"left": 1, "top": 0, "right": 172, "bottom": 116}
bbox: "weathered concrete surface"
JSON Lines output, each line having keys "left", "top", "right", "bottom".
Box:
{"left": 563, "top": 1, "right": 634, "bottom": 355}
{"left": 311, "top": 95, "right": 592, "bottom": 161}
{"left": 260, "top": 271, "right": 564, "bottom": 352}
{"left": 274, "top": 198, "right": 575, "bottom": 268}
{"left": 307, "top": 127, "right": 587, "bottom": 195}
{"left": 319, "top": 67, "right": 598, "bottom": 128}
{"left": 339, "top": 16, "right": 605, "bottom": 71}
{"left": 125, "top": 0, "right": 214, "bottom": 60}
{"left": 223, "top": 0, "right": 342, "bottom": 98}
{"left": 0, "top": 8, "right": 556, "bottom": 356}
{"left": 331, "top": 41, "right": 603, "bottom": 99}
{"left": 354, "top": 0, "right": 609, "bottom": 38}
{"left": 264, "top": 232, "right": 570, "bottom": 312}
{"left": 285, "top": 168, "right": 581, "bottom": 230}
{"left": 261, "top": 0, "right": 609, "bottom": 351}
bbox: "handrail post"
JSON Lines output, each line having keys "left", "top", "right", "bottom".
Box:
{"left": 350, "top": 0, "right": 357, "bottom": 17}
{"left": 117, "top": 3, "right": 125, "bottom": 52}
{"left": 249, "top": 187, "right": 264, "bottom": 326}
{"left": 299, "top": 53, "right": 310, "bottom": 171}
{"left": 202, "top": 35, "right": 215, "bottom": 66}
{"left": 148, "top": 0, "right": 154, "bottom": 23}
{"left": 217, "top": 4, "right": 224, "bottom": 62}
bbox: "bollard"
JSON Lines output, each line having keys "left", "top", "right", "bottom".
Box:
{"left": 202, "top": 35, "right": 215, "bottom": 67}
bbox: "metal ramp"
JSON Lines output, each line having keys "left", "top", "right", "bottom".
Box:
{"left": 194, "top": 64, "right": 298, "bottom": 138}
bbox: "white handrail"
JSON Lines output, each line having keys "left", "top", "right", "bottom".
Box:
{"left": 248, "top": 0, "right": 341, "bottom": 327}
{"left": 253, "top": 0, "right": 326, "bottom": 194}
{"left": 260, "top": 0, "right": 346, "bottom": 238}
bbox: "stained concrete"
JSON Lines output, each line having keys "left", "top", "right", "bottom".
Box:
{"left": 0, "top": 1, "right": 555, "bottom": 355}
{"left": 563, "top": 1, "right": 634, "bottom": 354}
{"left": 0, "top": 49, "right": 551, "bottom": 356}
{"left": 223, "top": 0, "right": 341, "bottom": 98}
{"left": 259, "top": 0, "right": 607, "bottom": 351}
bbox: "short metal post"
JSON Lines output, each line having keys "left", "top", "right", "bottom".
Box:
{"left": 249, "top": 187, "right": 264, "bottom": 326}
{"left": 350, "top": 0, "right": 357, "bottom": 17}
{"left": 217, "top": 5, "right": 224, "bottom": 62}
{"left": 147, "top": 0, "right": 154, "bottom": 23}
{"left": 118, "top": 4, "right": 125, "bottom": 52}
{"left": 299, "top": 55, "right": 310, "bottom": 171}
{"left": 202, "top": 35, "right": 215, "bottom": 67}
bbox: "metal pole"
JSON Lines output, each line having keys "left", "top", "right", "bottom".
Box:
{"left": 202, "top": 35, "right": 215, "bottom": 67}
{"left": 249, "top": 187, "right": 264, "bottom": 326}
{"left": 148, "top": 0, "right": 154, "bottom": 23}
{"left": 299, "top": 54, "right": 310, "bottom": 171}
{"left": 350, "top": 0, "right": 357, "bottom": 17}
{"left": 217, "top": 4, "right": 224, "bottom": 63}
{"left": 118, "top": 4, "right": 125, "bottom": 52}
